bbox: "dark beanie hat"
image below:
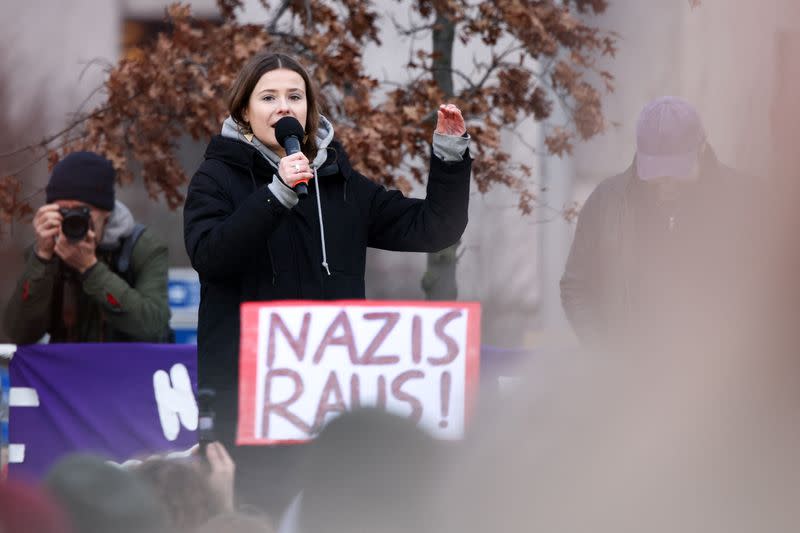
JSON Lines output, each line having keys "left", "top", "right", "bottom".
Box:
{"left": 46, "top": 152, "right": 115, "bottom": 211}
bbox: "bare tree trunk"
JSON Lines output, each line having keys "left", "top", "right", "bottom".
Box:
{"left": 431, "top": 12, "right": 455, "bottom": 96}
{"left": 423, "top": 10, "right": 459, "bottom": 301}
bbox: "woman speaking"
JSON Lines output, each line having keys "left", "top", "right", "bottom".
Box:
{"left": 183, "top": 51, "right": 471, "bottom": 512}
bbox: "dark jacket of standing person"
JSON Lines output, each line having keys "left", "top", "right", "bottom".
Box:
{"left": 183, "top": 53, "right": 471, "bottom": 449}
{"left": 560, "top": 97, "right": 752, "bottom": 352}
{"left": 3, "top": 152, "right": 171, "bottom": 344}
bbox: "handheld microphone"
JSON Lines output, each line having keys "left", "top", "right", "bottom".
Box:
{"left": 197, "top": 388, "right": 216, "bottom": 459}
{"left": 275, "top": 116, "right": 308, "bottom": 199}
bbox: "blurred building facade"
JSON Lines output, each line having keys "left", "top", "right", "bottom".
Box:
{"left": 0, "top": 0, "right": 796, "bottom": 349}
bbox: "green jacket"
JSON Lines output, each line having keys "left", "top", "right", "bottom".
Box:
{"left": 3, "top": 206, "right": 171, "bottom": 344}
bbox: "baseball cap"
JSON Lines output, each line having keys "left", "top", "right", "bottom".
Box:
{"left": 635, "top": 96, "right": 706, "bottom": 181}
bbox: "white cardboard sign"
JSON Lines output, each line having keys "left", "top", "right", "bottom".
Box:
{"left": 237, "top": 301, "right": 481, "bottom": 444}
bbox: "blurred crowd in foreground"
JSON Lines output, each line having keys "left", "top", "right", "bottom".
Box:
{"left": 4, "top": 343, "right": 800, "bottom": 533}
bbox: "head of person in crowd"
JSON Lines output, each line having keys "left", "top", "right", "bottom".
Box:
{"left": 0, "top": 479, "right": 72, "bottom": 533}
{"left": 132, "top": 456, "right": 225, "bottom": 533}
{"left": 227, "top": 52, "right": 321, "bottom": 159}
{"left": 44, "top": 454, "right": 168, "bottom": 533}
{"left": 295, "top": 408, "right": 440, "bottom": 533}
{"left": 635, "top": 96, "right": 709, "bottom": 199}
{"left": 130, "top": 440, "right": 236, "bottom": 531}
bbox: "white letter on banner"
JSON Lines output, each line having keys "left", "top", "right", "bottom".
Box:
{"left": 9, "top": 387, "right": 39, "bottom": 407}
{"left": 153, "top": 364, "right": 198, "bottom": 441}
{"left": 7, "top": 387, "right": 40, "bottom": 464}
{"left": 8, "top": 444, "right": 25, "bottom": 464}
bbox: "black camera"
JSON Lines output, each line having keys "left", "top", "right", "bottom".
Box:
{"left": 197, "top": 388, "right": 216, "bottom": 457}
{"left": 59, "top": 206, "right": 92, "bottom": 242}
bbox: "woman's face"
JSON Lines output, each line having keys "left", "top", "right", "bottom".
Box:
{"left": 244, "top": 68, "right": 308, "bottom": 155}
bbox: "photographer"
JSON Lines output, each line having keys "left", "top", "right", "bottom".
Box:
{"left": 3, "top": 151, "right": 171, "bottom": 343}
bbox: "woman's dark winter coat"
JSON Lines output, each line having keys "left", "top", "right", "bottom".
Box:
{"left": 184, "top": 135, "right": 472, "bottom": 447}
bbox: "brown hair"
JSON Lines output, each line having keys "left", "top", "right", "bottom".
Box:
{"left": 228, "top": 52, "right": 320, "bottom": 159}
{"left": 133, "top": 459, "right": 223, "bottom": 533}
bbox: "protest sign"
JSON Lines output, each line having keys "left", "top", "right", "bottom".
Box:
{"left": 237, "top": 301, "right": 480, "bottom": 444}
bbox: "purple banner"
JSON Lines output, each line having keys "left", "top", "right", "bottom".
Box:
{"left": 6, "top": 342, "right": 533, "bottom": 481}
{"left": 8, "top": 344, "right": 197, "bottom": 481}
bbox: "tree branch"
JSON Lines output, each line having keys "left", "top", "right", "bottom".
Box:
{"left": 395, "top": 20, "right": 439, "bottom": 37}
{"left": 71, "top": 83, "right": 107, "bottom": 119}
{"left": 267, "top": 0, "right": 292, "bottom": 32}
{"left": 303, "top": 0, "right": 312, "bottom": 28}
{"left": 431, "top": 66, "right": 479, "bottom": 92}
{"left": 0, "top": 104, "right": 111, "bottom": 160}
{"left": 461, "top": 44, "right": 528, "bottom": 97}
{"left": 508, "top": 127, "right": 540, "bottom": 154}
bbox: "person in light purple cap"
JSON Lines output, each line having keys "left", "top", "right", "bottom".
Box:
{"left": 560, "top": 96, "right": 750, "bottom": 353}
{"left": 635, "top": 96, "right": 707, "bottom": 182}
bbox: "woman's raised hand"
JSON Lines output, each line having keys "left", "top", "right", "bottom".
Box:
{"left": 435, "top": 104, "right": 466, "bottom": 136}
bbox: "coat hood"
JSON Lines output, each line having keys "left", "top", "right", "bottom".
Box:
{"left": 218, "top": 115, "right": 335, "bottom": 171}
{"left": 98, "top": 201, "right": 136, "bottom": 250}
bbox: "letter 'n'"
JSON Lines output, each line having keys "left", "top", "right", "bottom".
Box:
{"left": 267, "top": 312, "right": 311, "bottom": 367}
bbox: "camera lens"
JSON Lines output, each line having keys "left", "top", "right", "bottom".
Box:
{"left": 60, "top": 207, "right": 91, "bottom": 241}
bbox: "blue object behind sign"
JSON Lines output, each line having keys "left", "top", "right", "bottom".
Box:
{"left": 1, "top": 364, "right": 8, "bottom": 445}
{"left": 168, "top": 278, "right": 201, "bottom": 309}
{"left": 168, "top": 268, "right": 200, "bottom": 345}
{"left": 173, "top": 328, "right": 198, "bottom": 345}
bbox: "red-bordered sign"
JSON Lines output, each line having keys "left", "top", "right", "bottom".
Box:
{"left": 238, "top": 300, "right": 481, "bottom": 445}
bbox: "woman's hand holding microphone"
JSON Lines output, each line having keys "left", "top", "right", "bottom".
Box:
{"left": 278, "top": 152, "right": 313, "bottom": 189}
